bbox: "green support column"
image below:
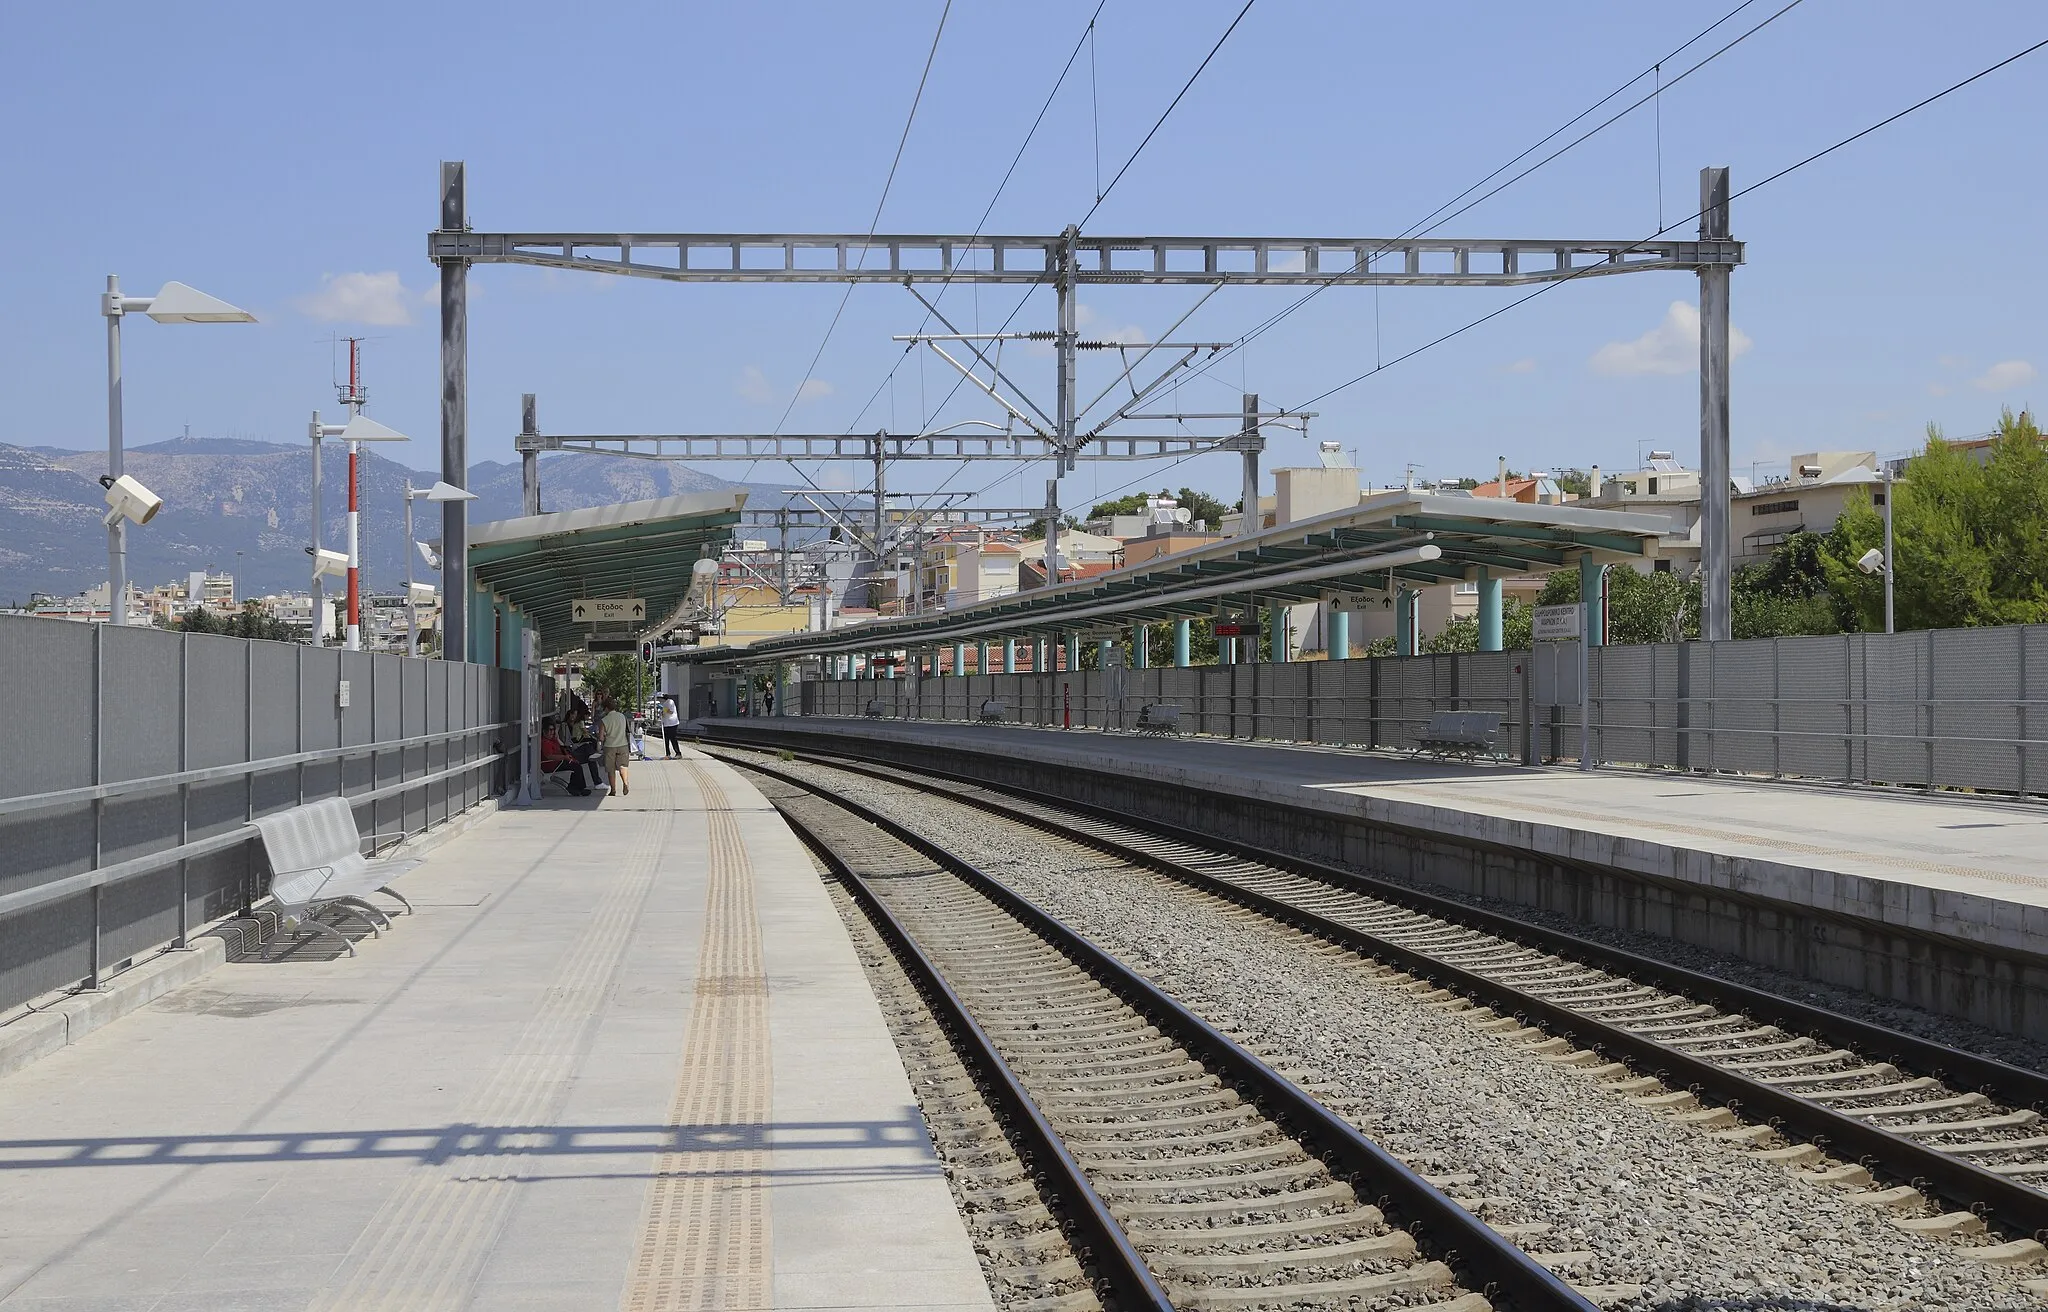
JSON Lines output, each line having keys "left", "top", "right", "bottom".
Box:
{"left": 1580, "top": 555, "right": 1607, "bottom": 647}
{"left": 1330, "top": 606, "right": 1350, "bottom": 660}
{"left": 1134, "top": 625, "right": 1149, "bottom": 669}
{"left": 952, "top": 643, "right": 965, "bottom": 677}
{"left": 1065, "top": 633, "right": 1080, "bottom": 672}
{"left": 1036, "top": 637, "right": 1049, "bottom": 672}
{"left": 1003, "top": 638, "right": 1017, "bottom": 674}
{"left": 1396, "top": 588, "right": 1417, "bottom": 656}
{"left": 1097, "top": 638, "right": 1112, "bottom": 668}
{"left": 1173, "top": 619, "right": 1191, "bottom": 667}
{"left": 1268, "top": 602, "right": 1288, "bottom": 663}
{"left": 1478, "top": 568, "right": 1504, "bottom": 652}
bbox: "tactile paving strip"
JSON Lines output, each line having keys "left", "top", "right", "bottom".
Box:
{"left": 620, "top": 762, "right": 774, "bottom": 1311}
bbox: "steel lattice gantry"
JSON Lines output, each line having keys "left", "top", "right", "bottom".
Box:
{"left": 431, "top": 162, "right": 1744, "bottom": 661}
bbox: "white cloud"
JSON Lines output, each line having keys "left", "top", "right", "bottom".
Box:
{"left": 1927, "top": 382, "right": 1952, "bottom": 398}
{"left": 1503, "top": 358, "right": 1537, "bottom": 374}
{"left": 736, "top": 367, "right": 833, "bottom": 406}
{"left": 296, "top": 272, "right": 415, "bottom": 326}
{"left": 1973, "top": 359, "right": 2037, "bottom": 392}
{"left": 1589, "top": 301, "right": 1751, "bottom": 377}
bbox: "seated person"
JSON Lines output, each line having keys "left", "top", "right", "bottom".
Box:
{"left": 541, "top": 716, "right": 598, "bottom": 794}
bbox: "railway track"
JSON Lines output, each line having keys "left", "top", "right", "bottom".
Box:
{"left": 705, "top": 736, "right": 2048, "bottom": 1262}
{"left": 740, "top": 759, "right": 1601, "bottom": 1312}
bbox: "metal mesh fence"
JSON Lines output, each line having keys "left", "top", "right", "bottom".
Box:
{"left": 783, "top": 623, "right": 2048, "bottom": 799}
{"left": 0, "top": 615, "right": 514, "bottom": 1014}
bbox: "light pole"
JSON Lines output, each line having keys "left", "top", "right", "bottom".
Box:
{"left": 1883, "top": 467, "right": 1896, "bottom": 636}
{"left": 405, "top": 479, "right": 475, "bottom": 656}
{"left": 102, "top": 277, "right": 255, "bottom": 624}
{"left": 309, "top": 411, "right": 409, "bottom": 648}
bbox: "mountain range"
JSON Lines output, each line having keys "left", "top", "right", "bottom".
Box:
{"left": 0, "top": 437, "right": 777, "bottom": 605}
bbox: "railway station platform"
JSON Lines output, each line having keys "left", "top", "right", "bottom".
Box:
{"left": 699, "top": 716, "right": 2048, "bottom": 1044}
{"left": 0, "top": 749, "right": 993, "bottom": 1312}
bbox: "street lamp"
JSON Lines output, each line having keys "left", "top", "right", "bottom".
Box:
{"left": 102, "top": 276, "right": 255, "bottom": 624}
{"left": 404, "top": 480, "right": 475, "bottom": 657}
{"left": 309, "top": 411, "right": 408, "bottom": 649}
{"left": 1856, "top": 467, "right": 1898, "bottom": 634}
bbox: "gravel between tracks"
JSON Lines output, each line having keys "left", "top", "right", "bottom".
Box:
{"left": 765, "top": 755, "right": 2042, "bottom": 1312}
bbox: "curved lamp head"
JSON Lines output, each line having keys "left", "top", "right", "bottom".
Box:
{"left": 339, "top": 413, "right": 409, "bottom": 443}
{"left": 144, "top": 282, "right": 257, "bottom": 324}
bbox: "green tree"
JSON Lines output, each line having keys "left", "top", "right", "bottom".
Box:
{"left": 584, "top": 652, "right": 650, "bottom": 710}
{"left": 1538, "top": 567, "right": 1699, "bottom": 644}
{"left": 1421, "top": 599, "right": 1535, "bottom": 653}
{"left": 1827, "top": 410, "right": 2048, "bottom": 631}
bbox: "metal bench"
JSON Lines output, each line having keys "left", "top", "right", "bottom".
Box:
{"left": 863, "top": 697, "right": 887, "bottom": 718}
{"left": 1135, "top": 703, "right": 1182, "bottom": 735}
{"left": 247, "top": 798, "right": 419, "bottom": 956}
{"left": 978, "top": 698, "right": 1006, "bottom": 723}
{"left": 1417, "top": 711, "right": 1504, "bottom": 761}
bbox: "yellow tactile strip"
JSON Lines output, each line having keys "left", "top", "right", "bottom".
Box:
{"left": 620, "top": 762, "right": 774, "bottom": 1311}
{"left": 310, "top": 795, "right": 675, "bottom": 1311}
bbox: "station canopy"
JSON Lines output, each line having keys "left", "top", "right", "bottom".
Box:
{"left": 693, "top": 490, "right": 1676, "bottom": 666}
{"left": 469, "top": 492, "right": 744, "bottom": 657}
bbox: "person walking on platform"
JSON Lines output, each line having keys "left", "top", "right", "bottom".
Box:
{"left": 600, "top": 697, "right": 631, "bottom": 797}
{"left": 661, "top": 694, "right": 682, "bottom": 758}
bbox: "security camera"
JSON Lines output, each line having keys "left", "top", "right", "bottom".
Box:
{"left": 307, "top": 546, "right": 349, "bottom": 579}
{"left": 1857, "top": 547, "right": 1886, "bottom": 575}
{"left": 99, "top": 473, "right": 163, "bottom": 527}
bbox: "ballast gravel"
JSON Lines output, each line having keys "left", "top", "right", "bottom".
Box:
{"left": 770, "top": 758, "right": 2042, "bottom": 1312}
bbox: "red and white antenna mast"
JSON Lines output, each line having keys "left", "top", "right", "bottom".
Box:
{"left": 339, "top": 338, "right": 368, "bottom": 650}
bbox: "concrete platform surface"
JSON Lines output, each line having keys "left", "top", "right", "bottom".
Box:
{"left": 707, "top": 716, "right": 2048, "bottom": 960}
{"left": 0, "top": 747, "right": 992, "bottom": 1312}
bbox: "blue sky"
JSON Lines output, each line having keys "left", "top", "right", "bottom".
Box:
{"left": 3, "top": 0, "right": 2043, "bottom": 510}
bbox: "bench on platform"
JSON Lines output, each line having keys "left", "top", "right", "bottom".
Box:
{"left": 1135, "top": 703, "right": 1182, "bottom": 735}
{"left": 863, "top": 698, "right": 887, "bottom": 718}
{"left": 1417, "top": 711, "right": 1504, "bottom": 761}
{"left": 978, "top": 699, "right": 1006, "bottom": 723}
{"left": 248, "top": 798, "right": 419, "bottom": 957}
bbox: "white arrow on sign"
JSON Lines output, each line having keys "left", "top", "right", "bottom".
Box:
{"left": 571, "top": 597, "right": 646, "bottom": 623}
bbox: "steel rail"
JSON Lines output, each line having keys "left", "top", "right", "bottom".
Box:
{"left": 716, "top": 736, "right": 2048, "bottom": 1242}
{"left": 771, "top": 800, "right": 1170, "bottom": 1312}
{"left": 729, "top": 754, "right": 1601, "bottom": 1312}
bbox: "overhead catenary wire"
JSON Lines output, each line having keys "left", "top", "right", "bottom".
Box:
{"left": 1011, "top": 0, "right": 1803, "bottom": 512}
{"left": 840, "top": 0, "right": 1111, "bottom": 438}
{"left": 1283, "top": 33, "right": 2048, "bottom": 417}
{"left": 1180, "top": 0, "right": 1806, "bottom": 392}
{"left": 740, "top": 0, "right": 953, "bottom": 489}
{"left": 862, "top": 0, "right": 1258, "bottom": 514}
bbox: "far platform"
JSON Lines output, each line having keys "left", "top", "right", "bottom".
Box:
{"left": 0, "top": 747, "right": 992, "bottom": 1312}
{"left": 698, "top": 715, "right": 2048, "bottom": 1039}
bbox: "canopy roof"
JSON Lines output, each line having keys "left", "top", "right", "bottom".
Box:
{"left": 691, "top": 490, "right": 1676, "bottom": 666}
{"left": 470, "top": 492, "right": 744, "bottom": 656}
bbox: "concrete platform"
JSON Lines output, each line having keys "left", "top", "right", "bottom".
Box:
{"left": 702, "top": 716, "right": 2048, "bottom": 1041}
{"left": 0, "top": 747, "right": 993, "bottom": 1312}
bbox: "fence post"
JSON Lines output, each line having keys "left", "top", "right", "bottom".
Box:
{"left": 88, "top": 622, "right": 104, "bottom": 991}
{"left": 175, "top": 633, "right": 190, "bottom": 950}
{"left": 1368, "top": 657, "right": 1381, "bottom": 751}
